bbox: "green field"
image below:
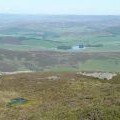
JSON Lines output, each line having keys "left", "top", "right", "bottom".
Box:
{"left": 79, "top": 59, "right": 120, "bottom": 72}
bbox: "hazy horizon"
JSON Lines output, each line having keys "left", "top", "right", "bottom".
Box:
{"left": 0, "top": 0, "right": 119, "bottom": 15}
{"left": 0, "top": 13, "right": 120, "bottom": 16}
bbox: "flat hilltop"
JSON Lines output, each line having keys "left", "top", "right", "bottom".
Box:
{"left": 0, "top": 72, "right": 120, "bottom": 120}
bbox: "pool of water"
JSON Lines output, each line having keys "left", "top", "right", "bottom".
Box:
{"left": 7, "top": 98, "right": 28, "bottom": 106}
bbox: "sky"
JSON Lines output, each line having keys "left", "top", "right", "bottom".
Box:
{"left": 0, "top": 0, "right": 119, "bottom": 15}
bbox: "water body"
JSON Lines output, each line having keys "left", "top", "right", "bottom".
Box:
{"left": 57, "top": 45, "right": 86, "bottom": 51}
{"left": 71, "top": 45, "right": 85, "bottom": 51}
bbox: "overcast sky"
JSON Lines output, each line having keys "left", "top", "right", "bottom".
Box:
{"left": 0, "top": 0, "right": 119, "bottom": 15}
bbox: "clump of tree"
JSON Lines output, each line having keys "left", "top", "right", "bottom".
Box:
{"left": 57, "top": 46, "right": 72, "bottom": 50}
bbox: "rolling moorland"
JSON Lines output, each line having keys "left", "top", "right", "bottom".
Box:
{"left": 0, "top": 15, "right": 120, "bottom": 72}
{"left": 0, "top": 15, "right": 120, "bottom": 120}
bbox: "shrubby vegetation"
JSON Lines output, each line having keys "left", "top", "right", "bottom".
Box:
{"left": 0, "top": 72, "right": 119, "bottom": 120}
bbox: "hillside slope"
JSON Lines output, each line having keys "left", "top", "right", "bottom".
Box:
{"left": 0, "top": 49, "right": 120, "bottom": 72}
{"left": 0, "top": 72, "right": 120, "bottom": 120}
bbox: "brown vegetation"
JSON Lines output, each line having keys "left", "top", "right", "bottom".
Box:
{"left": 0, "top": 72, "right": 119, "bottom": 120}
